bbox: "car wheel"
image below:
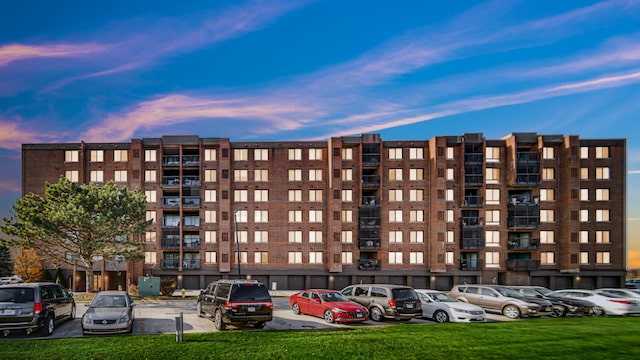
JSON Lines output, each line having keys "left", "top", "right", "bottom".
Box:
{"left": 214, "top": 309, "right": 226, "bottom": 330}
{"left": 292, "top": 303, "right": 300, "bottom": 315}
{"left": 323, "top": 310, "right": 335, "bottom": 323}
{"left": 550, "top": 306, "right": 566, "bottom": 318}
{"left": 592, "top": 306, "right": 605, "bottom": 316}
{"left": 502, "top": 305, "right": 521, "bottom": 319}
{"left": 433, "top": 310, "right": 450, "bottom": 323}
{"left": 41, "top": 315, "right": 55, "bottom": 336}
{"left": 196, "top": 302, "right": 204, "bottom": 318}
{"left": 370, "top": 307, "right": 384, "bottom": 322}
{"left": 254, "top": 322, "right": 266, "bottom": 329}
{"left": 70, "top": 305, "right": 76, "bottom": 320}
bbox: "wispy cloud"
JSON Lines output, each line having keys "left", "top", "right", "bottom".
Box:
{"left": 0, "top": 43, "right": 107, "bottom": 67}
{"left": 0, "top": 120, "right": 48, "bottom": 150}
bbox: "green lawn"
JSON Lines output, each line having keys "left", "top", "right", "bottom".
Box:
{"left": 1, "top": 317, "right": 638, "bottom": 359}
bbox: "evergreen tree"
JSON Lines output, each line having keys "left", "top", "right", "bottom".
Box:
{"left": 0, "top": 245, "right": 13, "bottom": 277}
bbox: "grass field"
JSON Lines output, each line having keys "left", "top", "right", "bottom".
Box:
{"left": 1, "top": 316, "right": 638, "bottom": 359}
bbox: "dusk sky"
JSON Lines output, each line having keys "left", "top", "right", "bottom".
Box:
{"left": 1, "top": 1, "right": 639, "bottom": 266}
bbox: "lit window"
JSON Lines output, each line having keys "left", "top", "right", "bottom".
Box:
{"left": 205, "top": 190, "right": 216, "bottom": 202}
{"left": 410, "top": 210, "right": 424, "bottom": 222}
{"left": 65, "top": 150, "right": 79, "bottom": 162}
{"left": 309, "top": 252, "right": 323, "bottom": 264}
{"left": 446, "top": 168, "right": 454, "bottom": 181}
{"left": 65, "top": 170, "right": 79, "bottom": 183}
{"left": 254, "top": 190, "right": 268, "bottom": 202}
{"left": 446, "top": 147, "right": 454, "bottom": 160}
{"left": 389, "top": 148, "right": 402, "bottom": 160}
{"left": 579, "top": 231, "right": 588, "bottom": 243}
{"left": 486, "top": 168, "right": 500, "bottom": 184}
{"left": 90, "top": 150, "right": 104, "bottom": 162}
{"left": 234, "top": 149, "right": 248, "bottom": 161}
{"left": 389, "top": 189, "right": 403, "bottom": 202}
{"left": 540, "top": 189, "right": 554, "bottom": 201}
{"left": 254, "top": 149, "right": 268, "bottom": 161}
{"left": 288, "top": 251, "right": 302, "bottom": 264}
{"left": 595, "top": 189, "right": 609, "bottom": 201}
{"left": 254, "top": 210, "right": 268, "bottom": 223}
{"left": 486, "top": 147, "right": 500, "bottom": 162}
{"left": 114, "top": 170, "right": 127, "bottom": 182}
{"left": 254, "top": 252, "right": 268, "bottom": 264}
{"left": 288, "top": 210, "right": 302, "bottom": 223}
{"left": 289, "top": 190, "right": 302, "bottom": 202}
{"left": 409, "top": 148, "right": 423, "bottom": 159}
{"left": 485, "top": 189, "right": 499, "bottom": 205}
{"left": 309, "top": 210, "right": 322, "bottom": 223}
{"left": 254, "top": 231, "right": 268, "bottom": 243}
{"left": 309, "top": 169, "right": 322, "bottom": 181}
{"left": 205, "top": 252, "right": 217, "bottom": 264}
{"left": 145, "top": 231, "right": 156, "bottom": 243}
{"left": 541, "top": 252, "right": 555, "bottom": 265}
{"left": 205, "top": 210, "right": 217, "bottom": 223}
{"left": 410, "top": 252, "right": 424, "bottom": 264}
{"left": 389, "top": 169, "right": 403, "bottom": 181}
{"left": 580, "top": 168, "right": 589, "bottom": 180}
{"left": 342, "top": 190, "right": 353, "bottom": 202}
{"left": 145, "top": 190, "right": 156, "bottom": 203}
{"left": 445, "top": 252, "right": 454, "bottom": 265}
{"left": 409, "top": 189, "right": 423, "bottom": 201}
{"left": 341, "top": 231, "right": 353, "bottom": 243}
{"left": 446, "top": 210, "right": 454, "bottom": 223}
{"left": 255, "top": 169, "right": 268, "bottom": 182}
{"left": 144, "top": 252, "right": 156, "bottom": 264}
{"left": 144, "top": 170, "right": 156, "bottom": 183}
{"left": 309, "top": 190, "right": 322, "bottom": 202}
{"left": 234, "top": 210, "right": 247, "bottom": 223}
{"left": 446, "top": 231, "right": 454, "bottom": 243}
{"left": 389, "top": 231, "right": 402, "bottom": 243}
{"left": 410, "top": 168, "right": 424, "bottom": 180}
{"left": 341, "top": 210, "right": 353, "bottom": 222}
{"left": 486, "top": 210, "right": 500, "bottom": 226}
{"left": 596, "top": 210, "right": 609, "bottom": 222}
{"left": 309, "top": 148, "right": 322, "bottom": 160}
{"left": 389, "top": 252, "right": 403, "bottom": 264}
{"left": 204, "top": 148, "right": 217, "bottom": 161}
{"left": 234, "top": 169, "right": 248, "bottom": 182}
{"left": 410, "top": 231, "right": 423, "bottom": 243}
{"left": 580, "top": 147, "right": 588, "bottom": 159}
{"left": 90, "top": 170, "right": 104, "bottom": 183}
{"left": 596, "top": 231, "right": 610, "bottom": 243}
{"left": 595, "top": 147, "right": 609, "bottom": 159}
{"left": 205, "top": 231, "right": 217, "bottom": 243}
{"left": 144, "top": 150, "right": 156, "bottom": 162}
{"left": 341, "top": 252, "right": 353, "bottom": 264}
{"left": 540, "top": 231, "right": 555, "bottom": 244}
{"left": 234, "top": 252, "right": 248, "bottom": 264}
{"left": 145, "top": 211, "right": 156, "bottom": 223}
{"left": 596, "top": 251, "right": 610, "bottom": 264}
{"left": 542, "top": 147, "right": 554, "bottom": 159}
{"left": 114, "top": 150, "right": 128, "bottom": 162}
{"left": 204, "top": 170, "right": 217, "bottom": 182}
{"left": 595, "top": 167, "right": 610, "bottom": 180}
{"left": 486, "top": 231, "right": 500, "bottom": 247}
{"left": 540, "top": 210, "right": 554, "bottom": 223}
{"left": 341, "top": 148, "right": 353, "bottom": 160}
{"left": 288, "top": 148, "right": 302, "bottom": 160}
{"left": 485, "top": 252, "right": 499, "bottom": 268}
{"left": 309, "top": 231, "right": 322, "bottom": 243}
{"left": 342, "top": 169, "right": 353, "bottom": 181}
{"left": 234, "top": 190, "right": 248, "bottom": 202}
{"left": 542, "top": 168, "right": 555, "bottom": 181}
{"left": 236, "top": 231, "right": 248, "bottom": 243}
{"left": 580, "top": 252, "right": 589, "bottom": 264}
{"left": 288, "top": 169, "right": 302, "bottom": 181}
{"left": 389, "top": 210, "right": 402, "bottom": 223}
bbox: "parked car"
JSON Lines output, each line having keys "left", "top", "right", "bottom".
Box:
{"left": 82, "top": 290, "right": 135, "bottom": 335}
{"left": 595, "top": 288, "right": 640, "bottom": 300}
{"left": 449, "top": 284, "right": 552, "bottom": 319}
{"left": 553, "top": 289, "right": 640, "bottom": 316}
{"left": 508, "top": 286, "right": 594, "bottom": 317}
{"left": 289, "top": 289, "right": 369, "bottom": 323}
{"left": 197, "top": 279, "right": 273, "bottom": 330}
{"left": 340, "top": 284, "right": 422, "bottom": 321}
{"left": 0, "top": 282, "right": 75, "bottom": 336}
{"left": 625, "top": 279, "right": 640, "bottom": 289}
{"left": 414, "top": 289, "right": 485, "bottom": 323}
{"left": 0, "top": 276, "right": 23, "bottom": 285}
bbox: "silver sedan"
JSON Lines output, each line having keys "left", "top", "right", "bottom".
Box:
{"left": 415, "top": 289, "right": 486, "bottom": 323}
{"left": 82, "top": 291, "right": 135, "bottom": 335}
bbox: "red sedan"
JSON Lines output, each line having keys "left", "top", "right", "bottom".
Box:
{"left": 289, "top": 289, "right": 369, "bottom": 323}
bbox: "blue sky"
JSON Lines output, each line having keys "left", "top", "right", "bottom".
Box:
{"left": 1, "top": 0, "right": 639, "bottom": 266}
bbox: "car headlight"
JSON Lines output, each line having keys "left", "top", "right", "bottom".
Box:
{"left": 333, "top": 308, "right": 349, "bottom": 314}
{"left": 118, "top": 314, "right": 130, "bottom": 324}
{"left": 527, "top": 303, "right": 540, "bottom": 309}
{"left": 450, "top": 307, "right": 471, "bottom": 314}
{"left": 82, "top": 315, "right": 92, "bottom": 324}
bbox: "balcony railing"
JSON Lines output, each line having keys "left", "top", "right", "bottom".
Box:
{"left": 183, "top": 236, "right": 200, "bottom": 249}
{"left": 460, "top": 259, "right": 482, "bottom": 271}
{"left": 506, "top": 259, "right": 540, "bottom": 271}
{"left": 182, "top": 176, "right": 200, "bottom": 186}
{"left": 161, "top": 259, "right": 179, "bottom": 269}
{"left": 182, "top": 155, "right": 199, "bottom": 166}
{"left": 161, "top": 259, "right": 201, "bottom": 270}
{"left": 464, "top": 153, "right": 483, "bottom": 164}
{"left": 463, "top": 196, "right": 483, "bottom": 207}
{"left": 182, "top": 259, "right": 201, "bottom": 270}
{"left": 162, "top": 155, "right": 180, "bottom": 166}
{"left": 358, "top": 259, "right": 380, "bottom": 271}
{"left": 162, "top": 176, "right": 181, "bottom": 186}
{"left": 507, "top": 238, "right": 540, "bottom": 250}
{"left": 362, "top": 175, "right": 380, "bottom": 187}
{"left": 183, "top": 217, "right": 200, "bottom": 228}
{"left": 461, "top": 217, "right": 483, "bottom": 227}
{"left": 359, "top": 218, "right": 381, "bottom": 228}
{"left": 460, "top": 238, "right": 484, "bottom": 249}
{"left": 359, "top": 239, "right": 381, "bottom": 250}
{"left": 508, "top": 195, "right": 539, "bottom": 206}
{"left": 361, "top": 196, "right": 379, "bottom": 207}
{"left": 162, "top": 217, "right": 180, "bottom": 227}
{"left": 161, "top": 237, "right": 180, "bottom": 248}
{"left": 362, "top": 155, "right": 380, "bottom": 166}
{"left": 508, "top": 216, "right": 540, "bottom": 228}
{"left": 515, "top": 174, "right": 540, "bottom": 185}
{"left": 517, "top": 151, "right": 540, "bottom": 163}
{"left": 182, "top": 197, "right": 200, "bottom": 207}
{"left": 162, "top": 197, "right": 180, "bottom": 207}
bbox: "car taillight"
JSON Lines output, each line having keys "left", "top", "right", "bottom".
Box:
{"left": 34, "top": 302, "right": 42, "bottom": 315}
{"left": 609, "top": 299, "right": 632, "bottom": 305}
{"left": 225, "top": 302, "right": 239, "bottom": 309}
{"left": 388, "top": 299, "right": 397, "bottom": 308}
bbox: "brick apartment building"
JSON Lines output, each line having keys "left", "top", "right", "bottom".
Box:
{"left": 21, "top": 132, "right": 627, "bottom": 291}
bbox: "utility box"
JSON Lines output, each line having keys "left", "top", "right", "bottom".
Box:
{"left": 138, "top": 276, "right": 160, "bottom": 296}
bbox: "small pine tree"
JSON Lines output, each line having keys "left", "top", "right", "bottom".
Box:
{"left": 0, "top": 246, "right": 13, "bottom": 277}
{"left": 54, "top": 267, "right": 68, "bottom": 288}
{"left": 42, "top": 268, "right": 54, "bottom": 282}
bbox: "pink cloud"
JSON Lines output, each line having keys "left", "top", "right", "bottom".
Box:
{"left": 0, "top": 121, "right": 44, "bottom": 150}
{"left": 0, "top": 43, "right": 107, "bottom": 67}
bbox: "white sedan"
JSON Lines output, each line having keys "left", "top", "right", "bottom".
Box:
{"left": 553, "top": 289, "right": 640, "bottom": 316}
{"left": 415, "top": 289, "right": 486, "bottom": 323}
{"left": 596, "top": 288, "right": 640, "bottom": 299}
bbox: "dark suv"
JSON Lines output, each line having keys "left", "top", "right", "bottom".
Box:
{"left": 0, "top": 283, "right": 75, "bottom": 336}
{"left": 197, "top": 279, "right": 273, "bottom": 330}
{"left": 340, "top": 284, "right": 422, "bottom": 321}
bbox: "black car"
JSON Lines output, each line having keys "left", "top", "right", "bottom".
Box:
{"left": 197, "top": 279, "right": 273, "bottom": 330}
{"left": 0, "top": 283, "right": 75, "bottom": 336}
{"left": 509, "top": 286, "right": 594, "bottom": 317}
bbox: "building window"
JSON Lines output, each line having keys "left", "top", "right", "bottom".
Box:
{"left": 288, "top": 148, "right": 302, "bottom": 160}
{"left": 595, "top": 167, "right": 610, "bottom": 180}
{"left": 204, "top": 252, "right": 217, "bottom": 264}
{"left": 577, "top": 231, "right": 588, "bottom": 243}
{"left": 410, "top": 168, "right": 424, "bottom": 180}
{"left": 389, "top": 210, "right": 403, "bottom": 223}
{"left": 254, "top": 210, "right": 268, "bottom": 223}
{"left": 595, "top": 189, "right": 609, "bottom": 201}
{"left": 114, "top": 170, "right": 127, "bottom": 182}
{"left": 205, "top": 210, "right": 217, "bottom": 223}
{"left": 236, "top": 231, "right": 248, "bottom": 243}
{"left": 234, "top": 169, "right": 248, "bottom": 182}
{"left": 145, "top": 211, "right": 156, "bottom": 223}
{"left": 444, "top": 189, "right": 453, "bottom": 202}
{"left": 205, "top": 231, "right": 217, "bottom": 243}
{"left": 579, "top": 210, "right": 588, "bottom": 222}
{"left": 341, "top": 251, "right": 353, "bottom": 264}
{"left": 540, "top": 189, "right": 555, "bottom": 201}
{"left": 90, "top": 150, "right": 104, "bottom": 162}
{"left": 446, "top": 231, "right": 455, "bottom": 243}
{"left": 341, "top": 231, "right": 353, "bottom": 243}
{"left": 542, "top": 168, "right": 555, "bottom": 181}
{"left": 308, "top": 189, "right": 323, "bottom": 202}
{"left": 204, "top": 148, "right": 217, "bottom": 161}
{"left": 580, "top": 252, "right": 589, "bottom": 264}
{"left": 234, "top": 210, "right": 247, "bottom": 223}
{"left": 409, "top": 231, "right": 423, "bottom": 243}
{"left": 254, "top": 231, "right": 268, "bottom": 243}
{"left": 486, "top": 147, "right": 500, "bottom": 162}
{"left": 204, "top": 190, "right": 216, "bottom": 202}
{"left": 309, "top": 169, "right": 322, "bottom": 181}
{"left": 90, "top": 170, "right": 104, "bottom": 183}
{"left": 540, "top": 210, "right": 554, "bottom": 223}
{"left": 309, "top": 148, "right": 322, "bottom": 160}
{"left": 596, "top": 231, "right": 610, "bottom": 243}
{"left": 145, "top": 231, "right": 156, "bottom": 243}
{"left": 580, "top": 167, "right": 589, "bottom": 180}
{"left": 486, "top": 210, "right": 500, "bottom": 226}
{"left": 486, "top": 168, "right": 500, "bottom": 184}
{"left": 234, "top": 252, "right": 248, "bottom": 264}
{"left": 65, "top": 170, "right": 79, "bottom": 183}
{"left": 542, "top": 147, "right": 554, "bottom": 160}
{"left": 580, "top": 147, "right": 589, "bottom": 159}
{"left": 446, "top": 168, "right": 454, "bottom": 181}
{"left": 389, "top": 168, "right": 403, "bottom": 181}
{"left": 409, "top": 189, "right": 423, "bottom": 202}
{"left": 540, "top": 231, "right": 555, "bottom": 244}
{"left": 288, "top": 251, "right": 303, "bottom": 264}
{"left": 410, "top": 210, "right": 424, "bottom": 222}
{"left": 341, "top": 210, "right": 353, "bottom": 222}
{"left": 388, "top": 148, "right": 402, "bottom": 160}
{"left": 114, "top": 150, "right": 128, "bottom": 162}
{"left": 144, "top": 149, "right": 157, "bottom": 162}
{"left": 254, "top": 169, "right": 268, "bottom": 182}
{"left": 254, "top": 252, "right": 268, "bottom": 264}
{"left": 342, "top": 148, "right": 353, "bottom": 160}
{"left": 486, "top": 231, "right": 500, "bottom": 247}
{"left": 446, "top": 210, "right": 454, "bottom": 223}
{"left": 596, "top": 210, "right": 610, "bottom": 222}
{"left": 288, "top": 169, "right": 302, "bottom": 181}
{"left": 389, "top": 189, "right": 403, "bottom": 202}
{"left": 144, "top": 252, "right": 156, "bottom": 264}
{"left": 486, "top": 189, "right": 500, "bottom": 205}
{"left": 65, "top": 150, "right": 79, "bottom": 162}
{"left": 341, "top": 169, "right": 353, "bottom": 181}
{"left": 145, "top": 190, "right": 156, "bottom": 203}
{"left": 233, "top": 149, "right": 248, "bottom": 161}
{"left": 288, "top": 210, "right": 302, "bottom": 223}
{"left": 309, "top": 210, "right": 323, "bottom": 223}
{"left": 341, "top": 190, "right": 353, "bottom": 202}
{"left": 541, "top": 252, "right": 555, "bottom": 265}
{"left": 596, "top": 252, "right": 610, "bottom": 264}
{"left": 445, "top": 252, "right": 454, "bottom": 264}
{"left": 254, "top": 149, "right": 268, "bottom": 161}
{"left": 144, "top": 170, "right": 156, "bottom": 183}
{"left": 485, "top": 252, "right": 499, "bottom": 268}
{"left": 204, "top": 170, "right": 217, "bottom": 182}
{"left": 409, "top": 147, "right": 423, "bottom": 159}
{"left": 389, "top": 252, "right": 403, "bottom": 264}
{"left": 250, "top": 189, "right": 266, "bottom": 202}
{"left": 288, "top": 190, "right": 302, "bottom": 202}
{"left": 309, "top": 252, "right": 323, "bottom": 264}
{"left": 410, "top": 252, "right": 424, "bottom": 264}
{"left": 389, "top": 231, "right": 403, "bottom": 244}
{"left": 446, "top": 147, "right": 454, "bottom": 160}
{"left": 595, "top": 147, "right": 609, "bottom": 159}
{"left": 578, "top": 189, "right": 588, "bottom": 201}
{"left": 309, "top": 231, "right": 323, "bottom": 243}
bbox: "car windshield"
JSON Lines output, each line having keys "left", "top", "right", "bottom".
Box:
{"left": 0, "top": 288, "right": 34, "bottom": 303}
{"left": 92, "top": 295, "right": 127, "bottom": 308}
{"left": 428, "top": 292, "right": 457, "bottom": 302}
{"left": 391, "top": 288, "right": 418, "bottom": 300}
{"left": 320, "top": 292, "right": 349, "bottom": 302}
{"left": 534, "top": 288, "right": 553, "bottom": 296}
{"left": 230, "top": 284, "right": 271, "bottom": 301}
{"left": 495, "top": 287, "right": 523, "bottom": 298}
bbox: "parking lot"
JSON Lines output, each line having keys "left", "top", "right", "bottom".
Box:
{"left": 5, "top": 297, "right": 510, "bottom": 339}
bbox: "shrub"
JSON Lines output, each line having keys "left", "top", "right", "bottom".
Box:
{"left": 160, "top": 278, "right": 176, "bottom": 296}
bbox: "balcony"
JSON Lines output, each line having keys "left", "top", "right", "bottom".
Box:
{"left": 515, "top": 173, "right": 540, "bottom": 185}
{"left": 182, "top": 155, "right": 199, "bottom": 167}
{"left": 464, "top": 153, "right": 483, "bottom": 164}
{"left": 162, "top": 155, "right": 180, "bottom": 167}
{"left": 359, "top": 218, "right": 381, "bottom": 228}
{"left": 182, "top": 259, "right": 201, "bottom": 270}
{"left": 183, "top": 236, "right": 200, "bottom": 249}
{"left": 465, "top": 174, "right": 483, "bottom": 186}
{"left": 182, "top": 216, "right": 200, "bottom": 228}
{"left": 161, "top": 259, "right": 179, "bottom": 270}
{"left": 508, "top": 238, "right": 540, "bottom": 250}
{"left": 463, "top": 195, "right": 483, "bottom": 207}
{"left": 161, "top": 237, "right": 180, "bottom": 248}
{"left": 182, "top": 197, "right": 200, "bottom": 207}
{"left": 362, "top": 175, "right": 380, "bottom": 187}
{"left": 362, "top": 155, "right": 380, "bottom": 166}
{"left": 162, "top": 176, "right": 181, "bottom": 187}
{"left": 461, "top": 217, "right": 483, "bottom": 228}
{"left": 358, "top": 259, "right": 380, "bottom": 271}
{"left": 182, "top": 176, "right": 200, "bottom": 187}
{"left": 508, "top": 216, "right": 540, "bottom": 228}
{"left": 361, "top": 196, "right": 379, "bottom": 207}
{"left": 359, "top": 239, "right": 381, "bottom": 250}
{"left": 460, "top": 259, "right": 482, "bottom": 271}
{"left": 506, "top": 259, "right": 540, "bottom": 271}
{"left": 161, "top": 258, "right": 201, "bottom": 270}
{"left": 460, "top": 238, "right": 484, "bottom": 249}
{"left": 508, "top": 194, "right": 539, "bottom": 206}
{"left": 162, "top": 217, "right": 180, "bottom": 228}
{"left": 162, "top": 197, "right": 180, "bottom": 208}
